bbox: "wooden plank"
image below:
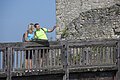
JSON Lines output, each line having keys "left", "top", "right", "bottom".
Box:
{"left": 56, "top": 49, "right": 58, "bottom": 67}
{"left": 79, "top": 48, "right": 82, "bottom": 66}
{"left": 49, "top": 49, "right": 52, "bottom": 67}
{"left": 0, "top": 51, "right": 2, "bottom": 70}
{"left": 42, "top": 49, "right": 45, "bottom": 68}
{"left": 93, "top": 46, "right": 97, "bottom": 65}
{"left": 68, "top": 39, "right": 118, "bottom": 47}
{"left": 109, "top": 47, "right": 113, "bottom": 64}
{"left": 72, "top": 48, "right": 74, "bottom": 66}
{"left": 44, "top": 49, "right": 47, "bottom": 68}
{"left": 28, "top": 50, "right": 30, "bottom": 70}
{"left": 69, "top": 48, "right": 72, "bottom": 66}
{"left": 96, "top": 46, "right": 100, "bottom": 65}
{"left": 73, "top": 48, "right": 76, "bottom": 65}
{"left": 16, "top": 51, "right": 18, "bottom": 69}
{"left": 105, "top": 47, "right": 109, "bottom": 64}
{"left": 56, "top": 49, "right": 59, "bottom": 67}
{"left": 89, "top": 47, "right": 92, "bottom": 65}
{"left": 86, "top": 47, "right": 90, "bottom": 65}
{"left": 23, "top": 50, "right": 26, "bottom": 69}
{"left": 83, "top": 47, "right": 86, "bottom": 66}
{"left": 46, "top": 49, "right": 49, "bottom": 68}
{"left": 103, "top": 46, "right": 106, "bottom": 65}
{"left": 20, "top": 50, "right": 23, "bottom": 70}
{"left": 58, "top": 49, "right": 62, "bottom": 66}
{"left": 4, "top": 49, "right": 6, "bottom": 72}
{"left": 53, "top": 49, "right": 56, "bottom": 67}
{"left": 32, "top": 50, "right": 34, "bottom": 69}
{"left": 57, "top": 48, "right": 61, "bottom": 67}
{"left": 76, "top": 47, "right": 79, "bottom": 65}
{"left": 37, "top": 49, "right": 39, "bottom": 69}
{"left": 99, "top": 46, "right": 103, "bottom": 65}
{"left": 106, "top": 47, "right": 110, "bottom": 64}
{"left": 11, "top": 49, "right": 14, "bottom": 72}
{"left": 39, "top": 49, "right": 41, "bottom": 68}
{"left": 6, "top": 47, "right": 12, "bottom": 80}
{"left": 35, "top": 50, "right": 38, "bottom": 69}
{"left": 115, "top": 41, "right": 120, "bottom": 80}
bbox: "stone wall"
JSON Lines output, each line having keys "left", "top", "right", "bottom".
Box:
{"left": 56, "top": 0, "right": 120, "bottom": 40}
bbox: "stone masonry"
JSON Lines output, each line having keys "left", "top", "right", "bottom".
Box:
{"left": 56, "top": 0, "right": 120, "bottom": 40}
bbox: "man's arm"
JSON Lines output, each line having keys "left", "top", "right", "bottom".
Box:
{"left": 47, "top": 25, "right": 58, "bottom": 32}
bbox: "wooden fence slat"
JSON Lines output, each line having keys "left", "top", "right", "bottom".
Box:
{"left": 37, "top": 49, "right": 40, "bottom": 69}
{"left": 53, "top": 49, "right": 56, "bottom": 67}
{"left": 59, "top": 49, "right": 62, "bottom": 66}
{"left": 46, "top": 49, "right": 49, "bottom": 68}
{"left": 16, "top": 51, "right": 18, "bottom": 69}
{"left": 28, "top": 50, "right": 30, "bottom": 70}
{"left": 42, "top": 49, "right": 45, "bottom": 68}
{"left": 0, "top": 51, "right": 2, "bottom": 70}
{"left": 79, "top": 48, "right": 82, "bottom": 66}
{"left": 32, "top": 50, "right": 34, "bottom": 69}
{"left": 20, "top": 51, "right": 23, "bottom": 69}
{"left": 35, "top": 50, "right": 37, "bottom": 69}
{"left": 11, "top": 49, "right": 14, "bottom": 71}
{"left": 49, "top": 49, "right": 52, "bottom": 67}
{"left": 76, "top": 47, "right": 78, "bottom": 65}
{"left": 23, "top": 50, "right": 25, "bottom": 70}
{"left": 72, "top": 48, "right": 74, "bottom": 66}
{"left": 106, "top": 47, "right": 110, "bottom": 64}
{"left": 69, "top": 48, "right": 71, "bottom": 66}
{"left": 96, "top": 46, "right": 99, "bottom": 65}
{"left": 56, "top": 49, "right": 58, "bottom": 67}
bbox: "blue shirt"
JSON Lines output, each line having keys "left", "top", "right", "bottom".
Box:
{"left": 27, "top": 32, "right": 34, "bottom": 40}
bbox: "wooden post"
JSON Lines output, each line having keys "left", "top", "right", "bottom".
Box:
{"left": 116, "top": 41, "right": 120, "bottom": 80}
{"left": 3, "top": 48, "right": 6, "bottom": 72}
{"left": 6, "top": 47, "right": 12, "bottom": 80}
{"left": 62, "top": 41, "right": 69, "bottom": 80}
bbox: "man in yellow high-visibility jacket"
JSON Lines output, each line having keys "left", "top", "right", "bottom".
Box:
{"left": 34, "top": 23, "right": 57, "bottom": 40}
{"left": 34, "top": 23, "right": 58, "bottom": 67}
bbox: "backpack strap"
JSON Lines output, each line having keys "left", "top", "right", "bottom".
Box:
{"left": 34, "top": 31, "right": 38, "bottom": 39}
{"left": 41, "top": 28, "right": 45, "bottom": 32}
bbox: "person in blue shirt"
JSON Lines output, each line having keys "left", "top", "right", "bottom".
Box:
{"left": 24, "top": 23, "right": 35, "bottom": 42}
{"left": 24, "top": 23, "right": 35, "bottom": 71}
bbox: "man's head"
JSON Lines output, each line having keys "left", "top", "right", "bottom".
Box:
{"left": 34, "top": 23, "right": 40, "bottom": 30}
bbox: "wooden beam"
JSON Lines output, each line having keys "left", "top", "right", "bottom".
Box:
{"left": 115, "top": 41, "right": 120, "bottom": 80}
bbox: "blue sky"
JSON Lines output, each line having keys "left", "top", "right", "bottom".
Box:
{"left": 0, "top": 0, "right": 56, "bottom": 42}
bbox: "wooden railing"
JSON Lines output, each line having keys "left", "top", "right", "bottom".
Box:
{"left": 0, "top": 39, "right": 120, "bottom": 80}
{"left": 12, "top": 46, "right": 62, "bottom": 72}
{"left": 68, "top": 40, "right": 117, "bottom": 68}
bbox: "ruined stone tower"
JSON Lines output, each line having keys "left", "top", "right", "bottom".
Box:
{"left": 56, "top": 0, "right": 120, "bottom": 40}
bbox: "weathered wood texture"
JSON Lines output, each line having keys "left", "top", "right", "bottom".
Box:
{"left": 115, "top": 41, "right": 120, "bottom": 80}
{"left": 69, "top": 71, "right": 116, "bottom": 80}
{"left": 12, "top": 74, "right": 64, "bottom": 80}
{"left": 0, "top": 39, "right": 119, "bottom": 80}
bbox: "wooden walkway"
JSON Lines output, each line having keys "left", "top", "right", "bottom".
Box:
{"left": 0, "top": 39, "right": 120, "bottom": 80}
